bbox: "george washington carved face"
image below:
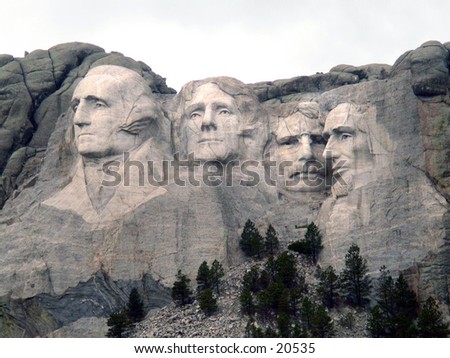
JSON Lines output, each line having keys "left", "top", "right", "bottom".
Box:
{"left": 71, "top": 65, "right": 163, "bottom": 159}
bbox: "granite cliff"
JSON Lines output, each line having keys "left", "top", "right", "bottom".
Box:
{"left": 0, "top": 41, "right": 448, "bottom": 337}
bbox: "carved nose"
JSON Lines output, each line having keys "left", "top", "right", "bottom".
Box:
{"left": 298, "top": 134, "right": 313, "bottom": 161}
{"left": 73, "top": 104, "right": 91, "bottom": 127}
{"left": 201, "top": 110, "right": 217, "bottom": 131}
{"left": 323, "top": 138, "right": 339, "bottom": 160}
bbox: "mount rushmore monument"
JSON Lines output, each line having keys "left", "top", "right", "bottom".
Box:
{"left": 0, "top": 41, "right": 448, "bottom": 337}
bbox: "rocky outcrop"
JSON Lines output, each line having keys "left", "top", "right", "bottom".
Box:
{"left": 0, "top": 41, "right": 448, "bottom": 337}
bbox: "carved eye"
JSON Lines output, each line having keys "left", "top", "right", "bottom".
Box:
{"left": 71, "top": 102, "right": 79, "bottom": 112}
{"left": 190, "top": 112, "right": 201, "bottom": 120}
{"left": 218, "top": 109, "right": 230, "bottom": 116}
{"left": 340, "top": 133, "right": 352, "bottom": 141}
{"left": 282, "top": 137, "right": 299, "bottom": 146}
{"left": 95, "top": 101, "right": 106, "bottom": 108}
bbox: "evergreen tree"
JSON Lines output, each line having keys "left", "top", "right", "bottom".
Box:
{"left": 196, "top": 261, "right": 211, "bottom": 292}
{"left": 264, "top": 224, "right": 279, "bottom": 256}
{"left": 367, "top": 269, "right": 419, "bottom": 337}
{"left": 172, "top": 270, "right": 193, "bottom": 306}
{"left": 417, "top": 297, "right": 448, "bottom": 338}
{"left": 300, "top": 297, "right": 315, "bottom": 331}
{"left": 277, "top": 312, "right": 291, "bottom": 337}
{"left": 311, "top": 305, "right": 334, "bottom": 338}
{"left": 394, "top": 274, "right": 419, "bottom": 322}
{"left": 274, "top": 252, "right": 298, "bottom": 289}
{"left": 288, "top": 240, "right": 309, "bottom": 256}
{"left": 367, "top": 267, "right": 394, "bottom": 337}
{"left": 317, "top": 265, "right": 339, "bottom": 309}
{"left": 239, "top": 219, "right": 264, "bottom": 258}
{"left": 127, "top": 288, "right": 145, "bottom": 323}
{"left": 304, "top": 222, "right": 323, "bottom": 264}
{"left": 106, "top": 311, "right": 131, "bottom": 338}
{"left": 287, "top": 222, "right": 323, "bottom": 264}
{"left": 240, "top": 288, "right": 256, "bottom": 316}
{"left": 242, "top": 266, "right": 260, "bottom": 293}
{"left": 245, "top": 318, "right": 264, "bottom": 338}
{"left": 392, "top": 273, "right": 419, "bottom": 337}
{"left": 209, "top": 260, "right": 225, "bottom": 296}
{"left": 340, "top": 244, "right": 371, "bottom": 306}
{"left": 199, "top": 288, "right": 218, "bottom": 316}
{"left": 367, "top": 306, "right": 386, "bottom": 338}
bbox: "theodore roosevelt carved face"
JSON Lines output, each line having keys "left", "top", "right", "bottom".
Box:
{"left": 274, "top": 102, "right": 326, "bottom": 193}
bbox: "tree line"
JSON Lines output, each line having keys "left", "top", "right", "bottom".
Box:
{"left": 106, "top": 219, "right": 448, "bottom": 338}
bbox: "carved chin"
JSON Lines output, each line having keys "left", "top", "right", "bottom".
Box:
{"left": 281, "top": 174, "right": 325, "bottom": 192}
{"left": 192, "top": 143, "right": 235, "bottom": 162}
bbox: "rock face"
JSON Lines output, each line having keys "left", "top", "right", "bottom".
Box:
{"left": 0, "top": 41, "right": 448, "bottom": 337}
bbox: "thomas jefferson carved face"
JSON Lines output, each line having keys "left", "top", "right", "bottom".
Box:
{"left": 182, "top": 83, "right": 241, "bottom": 162}
{"left": 275, "top": 108, "right": 325, "bottom": 192}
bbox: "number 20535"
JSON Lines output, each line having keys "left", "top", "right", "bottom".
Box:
{"left": 276, "top": 343, "right": 315, "bottom": 354}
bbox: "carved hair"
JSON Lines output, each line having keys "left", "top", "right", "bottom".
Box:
{"left": 83, "top": 65, "right": 170, "bottom": 141}
{"left": 171, "top": 76, "right": 269, "bottom": 160}
{"left": 324, "top": 102, "right": 394, "bottom": 156}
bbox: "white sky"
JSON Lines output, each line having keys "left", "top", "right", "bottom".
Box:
{"left": 1, "top": 0, "right": 449, "bottom": 91}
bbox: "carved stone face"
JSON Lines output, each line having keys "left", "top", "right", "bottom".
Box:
{"left": 72, "top": 75, "right": 138, "bottom": 158}
{"left": 322, "top": 103, "right": 372, "bottom": 195}
{"left": 182, "top": 83, "right": 240, "bottom": 162}
{"left": 275, "top": 112, "right": 325, "bottom": 192}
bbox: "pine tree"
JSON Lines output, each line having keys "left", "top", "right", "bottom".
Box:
{"left": 317, "top": 265, "right": 339, "bottom": 309}
{"left": 288, "top": 240, "right": 309, "bottom": 256}
{"left": 209, "top": 260, "right": 224, "bottom": 295}
{"left": 277, "top": 312, "right": 291, "bottom": 337}
{"left": 367, "top": 266, "right": 394, "bottom": 337}
{"left": 304, "top": 222, "right": 323, "bottom": 264}
{"left": 242, "top": 266, "right": 260, "bottom": 293}
{"left": 311, "top": 305, "right": 334, "bottom": 338}
{"left": 127, "top": 288, "right": 145, "bottom": 323}
{"left": 340, "top": 243, "right": 371, "bottom": 306}
{"left": 239, "top": 219, "right": 264, "bottom": 258}
{"left": 106, "top": 311, "right": 131, "bottom": 338}
{"left": 199, "top": 288, "right": 218, "bottom": 316}
{"left": 172, "top": 270, "right": 193, "bottom": 306}
{"left": 300, "top": 297, "right": 315, "bottom": 331}
{"left": 367, "top": 268, "right": 419, "bottom": 337}
{"left": 240, "top": 288, "right": 256, "bottom": 316}
{"left": 274, "top": 251, "right": 298, "bottom": 289}
{"left": 196, "top": 261, "right": 211, "bottom": 292}
{"left": 394, "top": 274, "right": 419, "bottom": 322}
{"left": 367, "top": 305, "right": 386, "bottom": 338}
{"left": 417, "top": 297, "right": 448, "bottom": 338}
{"left": 392, "top": 273, "right": 419, "bottom": 337}
{"left": 287, "top": 222, "right": 323, "bottom": 264}
{"left": 264, "top": 224, "right": 279, "bottom": 256}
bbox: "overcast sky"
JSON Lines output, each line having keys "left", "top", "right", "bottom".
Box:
{"left": 2, "top": 0, "right": 449, "bottom": 91}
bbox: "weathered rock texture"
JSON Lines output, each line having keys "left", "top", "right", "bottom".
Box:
{"left": 0, "top": 41, "right": 448, "bottom": 337}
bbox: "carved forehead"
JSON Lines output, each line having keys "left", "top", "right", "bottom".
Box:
{"left": 277, "top": 112, "right": 323, "bottom": 138}
{"left": 72, "top": 75, "right": 122, "bottom": 103}
{"left": 186, "top": 83, "right": 237, "bottom": 108}
{"left": 73, "top": 65, "right": 151, "bottom": 102}
{"left": 323, "top": 103, "right": 356, "bottom": 133}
